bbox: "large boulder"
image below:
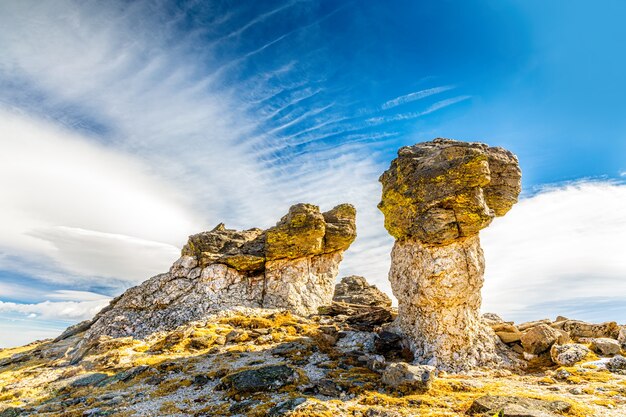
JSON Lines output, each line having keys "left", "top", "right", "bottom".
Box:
{"left": 333, "top": 276, "right": 392, "bottom": 307}
{"left": 589, "top": 338, "right": 621, "bottom": 356}
{"left": 219, "top": 365, "right": 298, "bottom": 393}
{"left": 379, "top": 138, "right": 521, "bottom": 371}
{"left": 550, "top": 344, "right": 590, "bottom": 366}
{"left": 551, "top": 320, "right": 620, "bottom": 340}
{"left": 70, "top": 203, "right": 356, "bottom": 350}
{"left": 521, "top": 324, "right": 563, "bottom": 355}
{"left": 381, "top": 362, "right": 435, "bottom": 393}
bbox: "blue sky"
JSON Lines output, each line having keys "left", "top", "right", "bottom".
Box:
{"left": 1, "top": 0, "right": 625, "bottom": 347}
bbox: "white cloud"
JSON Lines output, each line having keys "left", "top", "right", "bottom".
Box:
{"left": 482, "top": 181, "right": 626, "bottom": 323}
{"left": 381, "top": 86, "right": 455, "bottom": 110}
{"left": 0, "top": 109, "right": 200, "bottom": 284}
{"left": 0, "top": 297, "right": 111, "bottom": 322}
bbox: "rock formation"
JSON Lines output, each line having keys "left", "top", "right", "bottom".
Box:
{"left": 333, "top": 275, "right": 392, "bottom": 307}
{"left": 378, "top": 138, "right": 522, "bottom": 371}
{"left": 78, "top": 203, "right": 356, "bottom": 345}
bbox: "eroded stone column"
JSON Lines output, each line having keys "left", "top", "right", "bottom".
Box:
{"left": 379, "top": 138, "right": 521, "bottom": 371}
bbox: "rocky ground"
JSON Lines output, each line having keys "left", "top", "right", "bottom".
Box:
{"left": 1, "top": 290, "right": 626, "bottom": 417}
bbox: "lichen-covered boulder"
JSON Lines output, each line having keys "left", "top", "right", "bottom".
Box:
{"left": 550, "top": 344, "right": 590, "bottom": 366}
{"left": 379, "top": 138, "right": 521, "bottom": 244}
{"left": 71, "top": 203, "right": 356, "bottom": 353}
{"left": 379, "top": 138, "right": 521, "bottom": 371}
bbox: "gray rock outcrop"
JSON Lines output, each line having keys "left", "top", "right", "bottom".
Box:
{"left": 378, "top": 138, "right": 522, "bottom": 371}
{"left": 74, "top": 203, "right": 356, "bottom": 348}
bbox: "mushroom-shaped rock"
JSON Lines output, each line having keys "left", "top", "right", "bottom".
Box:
{"left": 75, "top": 203, "right": 356, "bottom": 347}
{"left": 378, "top": 138, "right": 521, "bottom": 371}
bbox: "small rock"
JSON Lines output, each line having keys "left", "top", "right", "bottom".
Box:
{"left": 618, "top": 326, "right": 626, "bottom": 349}
{"left": 0, "top": 408, "right": 22, "bottom": 417}
{"left": 362, "top": 354, "right": 386, "bottom": 372}
{"left": 550, "top": 344, "right": 590, "bottom": 366}
{"left": 229, "top": 400, "right": 261, "bottom": 414}
{"left": 333, "top": 276, "right": 392, "bottom": 307}
{"left": 555, "top": 369, "right": 572, "bottom": 380}
{"left": 482, "top": 312, "right": 505, "bottom": 325}
{"left": 589, "top": 338, "right": 621, "bottom": 356}
{"left": 467, "top": 395, "right": 571, "bottom": 417}
{"left": 496, "top": 330, "right": 522, "bottom": 344}
{"left": 313, "top": 379, "right": 343, "bottom": 397}
{"left": 70, "top": 373, "right": 109, "bottom": 388}
{"left": 381, "top": 362, "right": 435, "bottom": 393}
{"left": 318, "top": 325, "right": 339, "bottom": 346}
{"left": 225, "top": 329, "right": 248, "bottom": 343}
{"left": 267, "top": 397, "right": 307, "bottom": 417}
{"left": 521, "top": 324, "right": 561, "bottom": 354}
{"left": 364, "top": 408, "right": 402, "bottom": 417}
{"left": 219, "top": 364, "right": 297, "bottom": 393}
{"left": 606, "top": 355, "right": 626, "bottom": 373}
{"left": 569, "top": 387, "right": 583, "bottom": 395}
{"left": 518, "top": 319, "right": 552, "bottom": 332}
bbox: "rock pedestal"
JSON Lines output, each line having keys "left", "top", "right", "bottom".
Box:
{"left": 80, "top": 203, "right": 356, "bottom": 343}
{"left": 379, "top": 138, "right": 521, "bottom": 371}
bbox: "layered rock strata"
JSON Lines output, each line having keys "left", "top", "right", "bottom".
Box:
{"left": 379, "top": 138, "right": 522, "bottom": 371}
{"left": 79, "top": 203, "right": 356, "bottom": 344}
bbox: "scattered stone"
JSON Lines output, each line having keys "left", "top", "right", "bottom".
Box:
{"left": 358, "top": 354, "right": 386, "bottom": 372}
{"left": 313, "top": 379, "right": 343, "bottom": 397}
{"left": 552, "top": 320, "right": 620, "bottom": 340}
{"left": 482, "top": 313, "right": 505, "bottom": 325}
{"left": 229, "top": 400, "right": 261, "bottom": 414}
{"left": 618, "top": 326, "right": 626, "bottom": 349}
{"left": 364, "top": 408, "right": 402, "bottom": 417}
{"left": 606, "top": 355, "right": 626, "bottom": 373}
{"left": 70, "top": 373, "right": 109, "bottom": 388}
{"left": 0, "top": 408, "right": 22, "bottom": 417}
{"left": 550, "top": 344, "right": 590, "bottom": 366}
{"left": 518, "top": 319, "right": 552, "bottom": 332}
{"left": 589, "top": 338, "right": 621, "bottom": 355}
{"left": 467, "top": 395, "right": 571, "bottom": 417}
{"left": 267, "top": 397, "right": 307, "bottom": 417}
{"left": 491, "top": 323, "right": 522, "bottom": 344}
{"left": 318, "top": 325, "right": 340, "bottom": 345}
{"left": 569, "top": 387, "right": 583, "bottom": 395}
{"left": 521, "top": 324, "right": 561, "bottom": 354}
{"left": 333, "top": 276, "right": 391, "bottom": 307}
{"left": 219, "top": 364, "right": 297, "bottom": 393}
{"left": 379, "top": 138, "right": 521, "bottom": 371}
{"left": 381, "top": 362, "right": 435, "bottom": 393}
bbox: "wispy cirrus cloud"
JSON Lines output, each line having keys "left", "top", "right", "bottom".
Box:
{"left": 381, "top": 85, "right": 455, "bottom": 110}
{"left": 7, "top": 0, "right": 613, "bottom": 349}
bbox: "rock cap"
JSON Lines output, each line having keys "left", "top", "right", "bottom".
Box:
{"left": 378, "top": 138, "right": 521, "bottom": 244}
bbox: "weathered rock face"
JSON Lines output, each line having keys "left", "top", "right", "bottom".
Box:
{"left": 79, "top": 203, "right": 356, "bottom": 344}
{"left": 379, "top": 138, "right": 522, "bottom": 371}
